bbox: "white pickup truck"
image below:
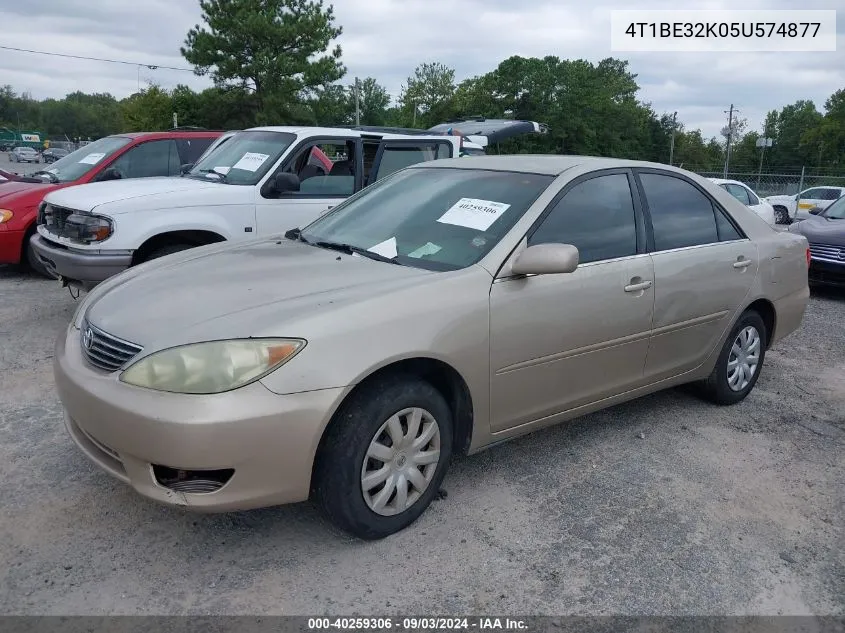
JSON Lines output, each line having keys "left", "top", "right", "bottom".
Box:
{"left": 31, "top": 126, "right": 461, "bottom": 289}
{"left": 764, "top": 185, "right": 845, "bottom": 224}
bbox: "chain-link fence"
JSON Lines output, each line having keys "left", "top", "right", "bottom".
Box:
{"left": 693, "top": 169, "right": 845, "bottom": 198}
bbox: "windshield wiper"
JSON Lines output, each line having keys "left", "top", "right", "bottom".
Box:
{"left": 29, "top": 170, "right": 59, "bottom": 184}
{"left": 313, "top": 240, "right": 402, "bottom": 265}
{"left": 196, "top": 168, "right": 228, "bottom": 182}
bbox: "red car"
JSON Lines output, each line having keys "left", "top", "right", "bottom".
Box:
{"left": 0, "top": 130, "right": 222, "bottom": 274}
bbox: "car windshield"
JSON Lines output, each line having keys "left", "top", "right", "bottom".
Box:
{"left": 188, "top": 130, "right": 296, "bottom": 185}
{"left": 299, "top": 167, "right": 554, "bottom": 271}
{"left": 31, "top": 136, "right": 131, "bottom": 183}
{"left": 822, "top": 196, "right": 845, "bottom": 219}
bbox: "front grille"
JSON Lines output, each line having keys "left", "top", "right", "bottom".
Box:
{"left": 808, "top": 243, "right": 845, "bottom": 262}
{"left": 81, "top": 320, "right": 143, "bottom": 372}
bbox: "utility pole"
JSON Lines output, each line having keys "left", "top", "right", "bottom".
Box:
{"left": 669, "top": 111, "right": 677, "bottom": 165}
{"left": 412, "top": 100, "right": 417, "bottom": 127}
{"left": 354, "top": 77, "right": 360, "bottom": 126}
{"left": 723, "top": 104, "right": 735, "bottom": 178}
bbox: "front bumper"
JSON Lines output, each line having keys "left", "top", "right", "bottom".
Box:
{"left": 808, "top": 258, "right": 845, "bottom": 288}
{"left": 0, "top": 228, "right": 25, "bottom": 264}
{"left": 31, "top": 234, "right": 132, "bottom": 288}
{"left": 55, "top": 323, "right": 346, "bottom": 512}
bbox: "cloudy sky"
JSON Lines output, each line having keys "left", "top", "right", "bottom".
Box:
{"left": 0, "top": 0, "right": 842, "bottom": 138}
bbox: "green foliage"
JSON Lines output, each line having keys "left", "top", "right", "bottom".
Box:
{"left": 181, "top": 0, "right": 345, "bottom": 121}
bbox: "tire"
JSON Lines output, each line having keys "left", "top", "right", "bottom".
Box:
{"left": 699, "top": 310, "right": 767, "bottom": 405}
{"left": 773, "top": 206, "right": 789, "bottom": 225}
{"left": 24, "top": 232, "right": 56, "bottom": 279}
{"left": 313, "top": 375, "right": 454, "bottom": 540}
{"left": 143, "top": 243, "right": 194, "bottom": 262}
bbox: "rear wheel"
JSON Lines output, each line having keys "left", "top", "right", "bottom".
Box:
{"left": 699, "top": 310, "right": 767, "bottom": 405}
{"left": 313, "top": 375, "right": 453, "bottom": 540}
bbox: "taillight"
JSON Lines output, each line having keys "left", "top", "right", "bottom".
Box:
{"left": 806, "top": 247, "right": 811, "bottom": 268}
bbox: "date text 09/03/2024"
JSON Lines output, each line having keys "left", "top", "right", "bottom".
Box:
{"left": 307, "top": 618, "right": 528, "bottom": 630}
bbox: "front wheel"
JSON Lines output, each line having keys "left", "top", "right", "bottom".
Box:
{"left": 313, "top": 376, "right": 453, "bottom": 539}
{"left": 773, "top": 206, "right": 789, "bottom": 225}
{"left": 143, "top": 243, "right": 194, "bottom": 262}
{"left": 699, "top": 310, "right": 767, "bottom": 405}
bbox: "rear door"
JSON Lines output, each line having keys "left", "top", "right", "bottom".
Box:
{"left": 636, "top": 169, "right": 758, "bottom": 382}
{"left": 368, "top": 138, "right": 455, "bottom": 185}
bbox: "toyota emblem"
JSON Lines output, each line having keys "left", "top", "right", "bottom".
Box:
{"left": 82, "top": 327, "right": 94, "bottom": 350}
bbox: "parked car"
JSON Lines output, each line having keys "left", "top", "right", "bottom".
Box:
{"left": 707, "top": 178, "right": 776, "bottom": 225}
{"left": 764, "top": 186, "right": 845, "bottom": 224}
{"left": 42, "top": 148, "right": 70, "bottom": 163}
{"left": 8, "top": 146, "right": 41, "bottom": 163}
{"left": 54, "top": 156, "right": 810, "bottom": 539}
{"left": 0, "top": 130, "right": 222, "bottom": 276}
{"left": 788, "top": 193, "right": 845, "bottom": 287}
{"left": 32, "top": 126, "right": 460, "bottom": 289}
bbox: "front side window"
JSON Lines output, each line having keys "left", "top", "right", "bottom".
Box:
{"left": 176, "top": 137, "right": 216, "bottom": 166}
{"left": 108, "top": 140, "right": 178, "bottom": 179}
{"left": 277, "top": 140, "right": 356, "bottom": 196}
{"left": 640, "top": 173, "right": 719, "bottom": 251}
{"left": 822, "top": 196, "right": 845, "bottom": 219}
{"left": 529, "top": 173, "right": 637, "bottom": 264}
{"left": 29, "top": 136, "right": 132, "bottom": 183}
{"left": 299, "top": 167, "right": 553, "bottom": 271}
{"left": 188, "top": 130, "right": 296, "bottom": 185}
{"left": 821, "top": 188, "right": 843, "bottom": 201}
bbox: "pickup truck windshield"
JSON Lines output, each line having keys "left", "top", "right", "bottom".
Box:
{"left": 188, "top": 130, "right": 296, "bottom": 185}
{"left": 31, "top": 136, "right": 132, "bottom": 183}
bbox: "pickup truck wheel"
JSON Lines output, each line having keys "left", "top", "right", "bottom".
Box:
{"left": 144, "top": 243, "right": 194, "bottom": 262}
{"left": 773, "top": 206, "right": 789, "bottom": 224}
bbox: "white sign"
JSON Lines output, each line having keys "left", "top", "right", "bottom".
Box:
{"left": 78, "top": 153, "right": 106, "bottom": 165}
{"left": 408, "top": 242, "right": 442, "bottom": 258}
{"left": 232, "top": 152, "right": 270, "bottom": 172}
{"left": 755, "top": 137, "right": 774, "bottom": 148}
{"left": 437, "top": 198, "right": 511, "bottom": 231}
{"left": 21, "top": 133, "right": 40, "bottom": 143}
{"left": 368, "top": 237, "right": 398, "bottom": 258}
{"left": 610, "top": 9, "right": 837, "bottom": 52}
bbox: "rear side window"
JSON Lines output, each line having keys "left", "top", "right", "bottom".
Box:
{"left": 109, "top": 139, "right": 178, "bottom": 178}
{"left": 821, "top": 188, "right": 843, "bottom": 201}
{"left": 640, "top": 173, "right": 718, "bottom": 251}
{"left": 373, "top": 142, "right": 452, "bottom": 182}
{"left": 529, "top": 173, "right": 637, "bottom": 263}
{"left": 176, "top": 138, "right": 215, "bottom": 165}
{"left": 723, "top": 183, "right": 750, "bottom": 206}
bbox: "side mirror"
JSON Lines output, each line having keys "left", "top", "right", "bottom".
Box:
{"left": 511, "top": 243, "right": 579, "bottom": 276}
{"left": 809, "top": 206, "right": 823, "bottom": 215}
{"left": 180, "top": 163, "right": 194, "bottom": 175}
{"left": 273, "top": 172, "right": 300, "bottom": 194}
{"left": 98, "top": 168, "right": 122, "bottom": 182}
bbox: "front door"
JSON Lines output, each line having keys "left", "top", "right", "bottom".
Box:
{"left": 255, "top": 137, "right": 361, "bottom": 236}
{"left": 489, "top": 170, "right": 654, "bottom": 433}
{"left": 635, "top": 170, "right": 759, "bottom": 382}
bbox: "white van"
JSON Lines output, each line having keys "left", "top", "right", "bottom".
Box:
{"left": 32, "top": 126, "right": 459, "bottom": 289}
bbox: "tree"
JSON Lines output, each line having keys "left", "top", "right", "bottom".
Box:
{"left": 399, "top": 62, "right": 456, "bottom": 128}
{"left": 352, "top": 77, "right": 391, "bottom": 125}
{"left": 120, "top": 85, "right": 173, "bottom": 131}
{"left": 181, "top": 0, "right": 346, "bottom": 122}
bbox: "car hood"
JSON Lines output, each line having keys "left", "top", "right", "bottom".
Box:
{"left": 790, "top": 215, "right": 845, "bottom": 245}
{"left": 85, "top": 237, "right": 435, "bottom": 348}
{"left": 44, "top": 176, "right": 230, "bottom": 214}
{"left": 0, "top": 180, "right": 55, "bottom": 202}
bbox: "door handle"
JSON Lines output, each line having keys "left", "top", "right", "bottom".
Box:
{"left": 624, "top": 280, "right": 653, "bottom": 292}
{"left": 733, "top": 259, "right": 752, "bottom": 269}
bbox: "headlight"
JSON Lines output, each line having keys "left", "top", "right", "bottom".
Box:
{"left": 119, "top": 338, "right": 306, "bottom": 394}
{"left": 0, "top": 209, "right": 12, "bottom": 223}
{"left": 67, "top": 213, "right": 113, "bottom": 243}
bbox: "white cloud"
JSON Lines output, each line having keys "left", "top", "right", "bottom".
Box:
{"left": 0, "top": 0, "right": 842, "bottom": 138}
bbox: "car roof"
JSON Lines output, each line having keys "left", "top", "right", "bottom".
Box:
{"left": 409, "top": 154, "right": 703, "bottom": 176}
{"left": 109, "top": 130, "right": 223, "bottom": 140}
{"left": 245, "top": 125, "right": 456, "bottom": 140}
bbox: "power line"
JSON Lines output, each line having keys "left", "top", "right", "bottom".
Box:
{"left": 0, "top": 45, "right": 195, "bottom": 72}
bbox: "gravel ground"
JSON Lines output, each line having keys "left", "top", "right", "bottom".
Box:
{"left": 0, "top": 264, "right": 843, "bottom": 616}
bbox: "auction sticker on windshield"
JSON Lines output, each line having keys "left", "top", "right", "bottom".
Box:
{"left": 232, "top": 152, "right": 270, "bottom": 172}
{"left": 78, "top": 153, "right": 106, "bottom": 165}
{"left": 437, "top": 198, "right": 511, "bottom": 231}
